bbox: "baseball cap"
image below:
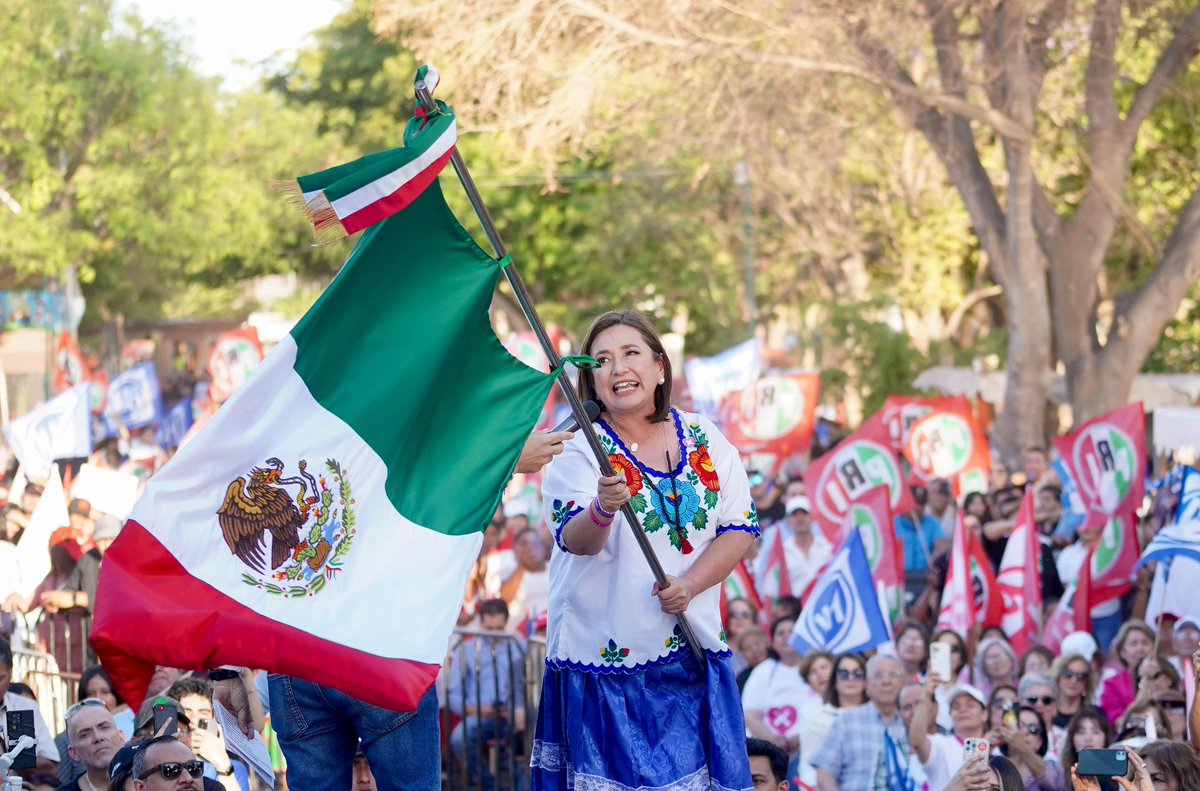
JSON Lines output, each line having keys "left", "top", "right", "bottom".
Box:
{"left": 109, "top": 742, "right": 142, "bottom": 783}
{"left": 1173, "top": 615, "right": 1200, "bottom": 633}
{"left": 948, "top": 684, "right": 987, "bottom": 708}
{"left": 1060, "top": 631, "right": 1100, "bottom": 660}
{"left": 94, "top": 514, "right": 123, "bottom": 542}
{"left": 135, "top": 696, "right": 191, "bottom": 731}
{"left": 785, "top": 496, "right": 811, "bottom": 515}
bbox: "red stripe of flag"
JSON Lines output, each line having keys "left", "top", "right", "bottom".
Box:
{"left": 91, "top": 520, "right": 439, "bottom": 712}
{"left": 339, "top": 147, "right": 456, "bottom": 236}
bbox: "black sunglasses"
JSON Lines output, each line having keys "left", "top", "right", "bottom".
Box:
{"left": 139, "top": 760, "right": 205, "bottom": 781}
{"left": 1025, "top": 695, "right": 1055, "bottom": 706}
{"left": 837, "top": 668, "right": 866, "bottom": 680}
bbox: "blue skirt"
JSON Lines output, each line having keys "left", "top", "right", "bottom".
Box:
{"left": 531, "top": 652, "right": 752, "bottom": 791}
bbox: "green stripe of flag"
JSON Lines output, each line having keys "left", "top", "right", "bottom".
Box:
{"left": 291, "top": 180, "right": 554, "bottom": 536}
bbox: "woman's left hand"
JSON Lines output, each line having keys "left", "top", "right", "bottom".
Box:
{"left": 652, "top": 575, "right": 693, "bottom": 614}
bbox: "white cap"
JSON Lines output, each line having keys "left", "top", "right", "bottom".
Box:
{"left": 948, "top": 683, "right": 987, "bottom": 708}
{"left": 1061, "top": 631, "right": 1100, "bottom": 659}
{"left": 785, "top": 496, "right": 811, "bottom": 515}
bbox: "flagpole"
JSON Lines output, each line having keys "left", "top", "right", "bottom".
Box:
{"left": 414, "top": 80, "right": 708, "bottom": 671}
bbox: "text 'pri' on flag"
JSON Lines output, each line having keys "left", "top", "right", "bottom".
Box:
{"left": 91, "top": 179, "right": 555, "bottom": 713}
{"left": 790, "top": 530, "right": 891, "bottom": 655}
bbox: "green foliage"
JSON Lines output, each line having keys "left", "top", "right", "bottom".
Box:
{"left": 823, "top": 299, "right": 927, "bottom": 416}
{"left": 0, "top": 0, "right": 345, "bottom": 324}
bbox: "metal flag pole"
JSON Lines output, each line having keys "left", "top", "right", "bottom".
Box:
{"left": 414, "top": 79, "right": 708, "bottom": 671}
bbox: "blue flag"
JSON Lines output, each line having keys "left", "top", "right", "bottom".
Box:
{"left": 157, "top": 398, "right": 194, "bottom": 450}
{"left": 791, "top": 529, "right": 891, "bottom": 655}
{"left": 1052, "top": 458, "right": 1088, "bottom": 543}
{"left": 1175, "top": 466, "right": 1200, "bottom": 524}
{"left": 106, "top": 362, "right": 163, "bottom": 430}
{"left": 1136, "top": 518, "right": 1200, "bottom": 569}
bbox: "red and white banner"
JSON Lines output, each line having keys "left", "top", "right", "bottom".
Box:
{"left": 997, "top": 490, "right": 1042, "bottom": 653}
{"left": 1052, "top": 403, "right": 1146, "bottom": 532}
{"left": 719, "top": 371, "right": 820, "bottom": 476}
{"left": 902, "top": 399, "right": 992, "bottom": 497}
{"left": 939, "top": 513, "right": 1003, "bottom": 632}
{"left": 756, "top": 525, "right": 793, "bottom": 600}
{"left": 1073, "top": 513, "right": 1139, "bottom": 632}
{"left": 208, "top": 328, "right": 265, "bottom": 404}
{"left": 54, "top": 331, "right": 89, "bottom": 393}
{"left": 805, "top": 412, "right": 915, "bottom": 541}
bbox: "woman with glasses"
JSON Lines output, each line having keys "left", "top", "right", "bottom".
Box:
{"left": 726, "top": 597, "right": 760, "bottom": 676}
{"left": 895, "top": 623, "right": 929, "bottom": 679}
{"left": 1051, "top": 654, "right": 1095, "bottom": 731}
{"left": 1060, "top": 707, "right": 1114, "bottom": 790}
{"left": 1097, "top": 621, "right": 1155, "bottom": 725}
{"left": 976, "top": 637, "right": 1020, "bottom": 696}
{"left": 741, "top": 617, "right": 821, "bottom": 756}
{"left": 1020, "top": 674, "right": 1066, "bottom": 758}
{"left": 533, "top": 311, "right": 760, "bottom": 791}
{"left": 987, "top": 704, "right": 1063, "bottom": 790}
{"left": 796, "top": 653, "right": 868, "bottom": 789}
{"left": 1116, "top": 700, "right": 1170, "bottom": 744}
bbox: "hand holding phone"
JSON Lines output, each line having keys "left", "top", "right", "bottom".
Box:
{"left": 1077, "top": 748, "right": 1130, "bottom": 778}
{"left": 5, "top": 710, "right": 36, "bottom": 770}
{"left": 930, "top": 642, "right": 953, "bottom": 683}
{"left": 963, "top": 737, "right": 990, "bottom": 763}
{"left": 152, "top": 701, "right": 178, "bottom": 738}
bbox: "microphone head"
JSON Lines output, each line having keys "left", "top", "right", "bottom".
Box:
{"left": 582, "top": 400, "right": 601, "bottom": 423}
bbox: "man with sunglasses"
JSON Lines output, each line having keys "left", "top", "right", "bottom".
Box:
{"left": 131, "top": 736, "right": 205, "bottom": 791}
{"left": 56, "top": 699, "right": 125, "bottom": 791}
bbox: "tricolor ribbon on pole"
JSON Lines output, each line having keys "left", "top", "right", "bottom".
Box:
{"left": 276, "top": 65, "right": 457, "bottom": 242}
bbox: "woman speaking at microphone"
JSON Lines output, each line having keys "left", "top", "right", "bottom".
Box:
{"left": 531, "top": 310, "right": 759, "bottom": 791}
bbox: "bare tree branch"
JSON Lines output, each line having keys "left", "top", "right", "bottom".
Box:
{"left": 945, "top": 284, "right": 1003, "bottom": 340}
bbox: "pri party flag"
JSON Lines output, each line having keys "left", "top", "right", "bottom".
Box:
{"left": 841, "top": 484, "right": 905, "bottom": 626}
{"left": 790, "top": 529, "right": 892, "bottom": 655}
{"left": 804, "top": 412, "right": 915, "bottom": 543}
{"left": 2, "top": 383, "right": 93, "bottom": 478}
{"left": 717, "top": 371, "right": 821, "bottom": 477}
{"left": 938, "top": 512, "right": 1003, "bottom": 633}
{"left": 902, "top": 398, "right": 992, "bottom": 497}
{"left": 756, "top": 525, "right": 793, "bottom": 600}
{"left": 1072, "top": 513, "right": 1139, "bottom": 632}
{"left": 208, "top": 328, "right": 266, "bottom": 405}
{"left": 1051, "top": 402, "right": 1145, "bottom": 532}
{"left": 91, "top": 165, "right": 555, "bottom": 709}
{"left": 996, "top": 490, "right": 1042, "bottom": 654}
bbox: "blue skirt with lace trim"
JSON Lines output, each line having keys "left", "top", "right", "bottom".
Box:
{"left": 530, "top": 651, "right": 752, "bottom": 791}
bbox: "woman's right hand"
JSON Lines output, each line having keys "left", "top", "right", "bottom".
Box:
{"left": 597, "top": 474, "right": 631, "bottom": 514}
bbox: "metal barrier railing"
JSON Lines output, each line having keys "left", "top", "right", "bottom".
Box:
{"left": 12, "top": 648, "right": 72, "bottom": 734}
{"left": 440, "top": 630, "right": 548, "bottom": 791}
{"left": 34, "top": 609, "right": 94, "bottom": 682}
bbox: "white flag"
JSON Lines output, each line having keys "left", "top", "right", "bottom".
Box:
{"left": 14, "top": 464, "right": 70, "bottom": 599}
{"left": 2, "top": 384, "right": 92, "bottom": 478}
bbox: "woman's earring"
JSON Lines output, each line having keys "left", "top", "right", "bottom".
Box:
{"left": 659, "top": 377, "right": 664, "bottom": 384}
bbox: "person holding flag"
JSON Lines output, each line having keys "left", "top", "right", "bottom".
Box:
{"left": 532, "top": 311, "right": 759, "bottom": 791}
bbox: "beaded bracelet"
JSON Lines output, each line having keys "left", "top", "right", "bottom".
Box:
{"left": 588, "top": 499, "right": 614, "bottom": 527}
{"left": 592, "top": 498, "right": 616, "bottom": 519}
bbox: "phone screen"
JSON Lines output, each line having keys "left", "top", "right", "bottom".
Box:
{"left": 6, "top": 709, "right": 36, "bottom": 770}
{"left": 152, "top": 703, "right": 178, "bottom": 737}
{"left": 930, "top": 642, "right": 953, "bottom": 681}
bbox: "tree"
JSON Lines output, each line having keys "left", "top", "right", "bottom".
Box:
{"left": 377, "top": 0, "right": 1200, "bottom": 457}
{"left": 0, "top": 0, "right": 345, "bottom": 324}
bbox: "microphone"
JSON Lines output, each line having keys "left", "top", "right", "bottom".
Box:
{"left": 550, "top": 400, "right": 600, "bottom": 433}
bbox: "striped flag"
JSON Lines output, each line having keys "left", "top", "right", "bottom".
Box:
{"left": 278, "top": 66, "right": 456, "bottom": 242}
{"left": 1136, "top": 518, "right": 1200, "bottom": 568}
{"left": 997, "top": 490, "right": 1042, "bottom": 653}
{"left": 92, "top": 176, "right": 555, "bottom": 712}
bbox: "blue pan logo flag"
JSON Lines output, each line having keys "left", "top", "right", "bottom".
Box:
{"left": 791, "top": 530, "right": 892, "bottom": 655}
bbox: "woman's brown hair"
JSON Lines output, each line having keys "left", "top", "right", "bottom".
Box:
{"left": 578, "top": 310, "right": 672, "bottom": 423}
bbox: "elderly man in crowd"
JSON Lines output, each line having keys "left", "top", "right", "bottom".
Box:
{"left": 812, "top": 653, "right": 909, "bottom": 791}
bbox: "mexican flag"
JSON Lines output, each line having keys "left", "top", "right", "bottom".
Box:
{"left": 91, "top": 176, "right": 555, "bottom": 712}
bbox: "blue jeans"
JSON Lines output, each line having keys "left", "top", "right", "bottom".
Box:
{"left": 268, "top": 674, "right": 439, "bottom": 791}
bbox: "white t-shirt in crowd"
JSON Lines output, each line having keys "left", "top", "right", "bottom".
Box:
{"left": 741, "top": 658, "right": 822, "bottom": 740}
{"left": 506, "top": 566, "right": 550, "bottom": 632}
{"left": 923, "top": 732, "right": 965, "bottom": 791}
{"left": 0, "top": 690, "right": 60, "bottom": 764}
{"left": 783, "top": 534, "right": 834, "bottom": 597}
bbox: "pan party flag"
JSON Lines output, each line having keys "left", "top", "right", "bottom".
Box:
{"left": 91, "top": 175, "right": 555, "bottom": 712}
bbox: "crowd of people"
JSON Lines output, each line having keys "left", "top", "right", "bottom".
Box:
{"left": 1, "top": 308, "right": 1199, "bottom": 791}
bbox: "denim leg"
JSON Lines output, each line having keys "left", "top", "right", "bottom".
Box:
{"left": 355, "top": 684, "right": 440, "bottom": 791}
{"left": 268, "top": 674, "right": 358, "bottom": 791}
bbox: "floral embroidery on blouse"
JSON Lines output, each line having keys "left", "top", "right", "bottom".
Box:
{"left": 600, "top": 639, "right": 631, "bottom": 665}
